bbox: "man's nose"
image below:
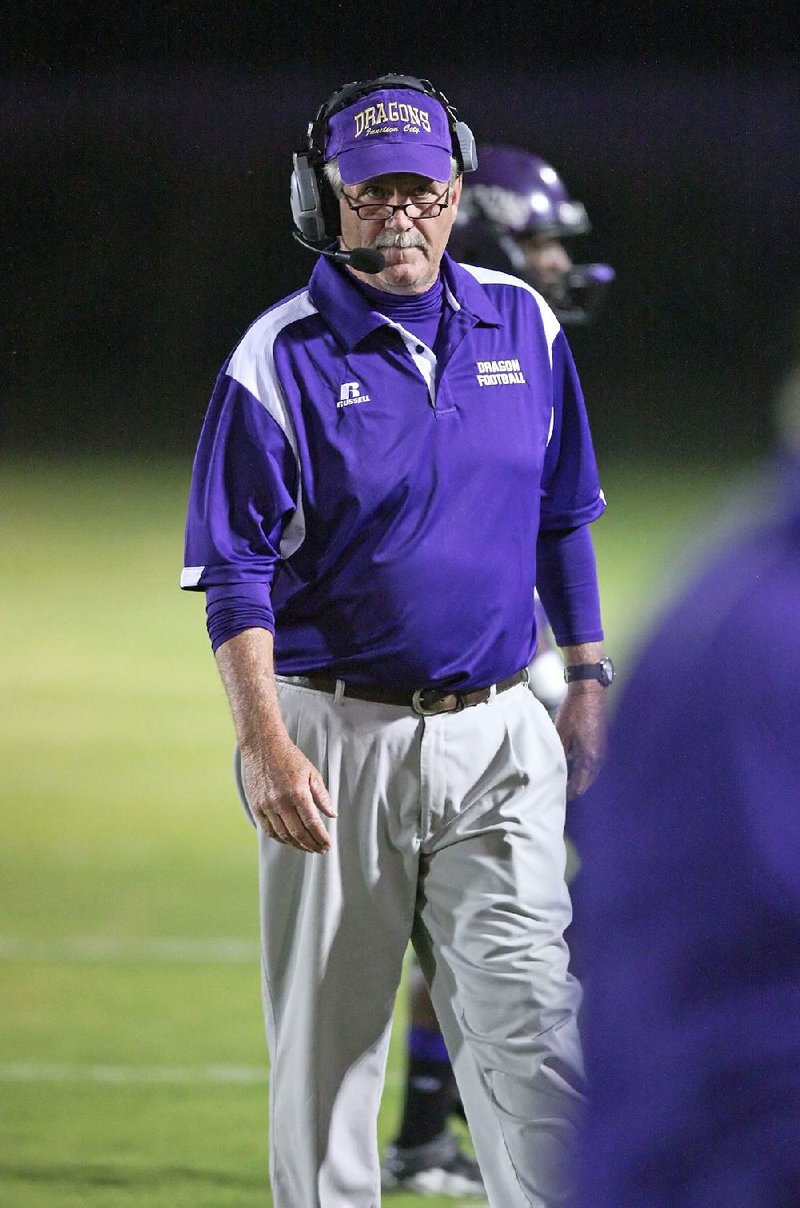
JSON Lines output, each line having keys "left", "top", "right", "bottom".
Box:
{"left": 385, "top": 203, "right": 415, "bottom": 231}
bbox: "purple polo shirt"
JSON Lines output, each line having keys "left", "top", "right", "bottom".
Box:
{"left": 182, "top": 253, "right": 605, "bottom": 690}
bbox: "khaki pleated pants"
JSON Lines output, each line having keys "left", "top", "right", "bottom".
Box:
{"left": 240, "top": 678, "right": 585, "bottom": 1208}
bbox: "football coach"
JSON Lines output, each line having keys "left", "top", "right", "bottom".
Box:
{"left": 182, "top": 72, "right": 611, "bottom": 1208}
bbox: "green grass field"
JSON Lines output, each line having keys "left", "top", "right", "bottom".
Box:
{"left": 0, "top": 455, "right": 745, "bottom": 1207}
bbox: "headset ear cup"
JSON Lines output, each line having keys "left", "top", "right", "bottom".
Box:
{"left": 290, "top": 152, "right": 325, "bottom": 241}
{"left": 290, "top": 151, "right": 341, "bottom": 243}
{"left": 454, "top": 121, "right": 478, "bottom": 174}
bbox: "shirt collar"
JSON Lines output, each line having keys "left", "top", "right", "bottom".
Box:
{"left": 439, "top": 253, "right": 504, "bottom": 327}
{"left": 308, "top": 251, "right": 503, "bottom": 351}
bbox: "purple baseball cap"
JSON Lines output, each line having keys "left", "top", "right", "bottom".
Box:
{"left": 325, "top": 88, "right": 453, "bottom": 184}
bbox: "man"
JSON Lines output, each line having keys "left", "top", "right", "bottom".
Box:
{"left": 573, "top": 363, "right": 800, "bottom": 1206}
{"left": 182, "top": 74, "right": 610, "bottom": 1208}
{"left": 384, "top": 145, "right": 615, "bottom": 1198}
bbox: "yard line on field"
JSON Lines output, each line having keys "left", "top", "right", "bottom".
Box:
{"left": 0, "top": 1063, "right": 404, "bottom": 1089}
{"left": 0, "top": 935, "right": 260, "bottom": 963}
{"left": 0, "top": 1062, "right": 268, "bottom": 1085}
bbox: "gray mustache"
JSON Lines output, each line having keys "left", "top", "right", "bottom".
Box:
{"left": 373, "top": 232, "right": 427, "bottom": 249}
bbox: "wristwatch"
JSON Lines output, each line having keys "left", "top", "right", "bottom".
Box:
{"left": 563, "top": 657, "right": 615, "bottom": 687}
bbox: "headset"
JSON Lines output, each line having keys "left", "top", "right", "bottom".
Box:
{"left": 290, "top": 73, "right": 478, "bottom": 249}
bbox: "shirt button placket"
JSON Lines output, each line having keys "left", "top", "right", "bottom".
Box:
{"left": 415, "top": 345, "right": 437, "bottom": 411}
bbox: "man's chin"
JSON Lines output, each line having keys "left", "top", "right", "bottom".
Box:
{"left": 379, "top": 265, "right": 436, "bottom": 294}
{"left": 382, "top": 260, "right": 420, "bottom": 278}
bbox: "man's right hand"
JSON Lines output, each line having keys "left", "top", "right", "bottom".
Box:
{"left": 214, "top": 629, "right": 337, "bottom": 855}
{"left": 240, "top": 735, "right": 336, "bottom": 853}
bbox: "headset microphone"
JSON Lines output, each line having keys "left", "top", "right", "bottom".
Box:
{"left": 292, "top": 228, "right": 386, "bottom": 275}
{"left": 343, "top": 246, "right": 386, "bottom": 273}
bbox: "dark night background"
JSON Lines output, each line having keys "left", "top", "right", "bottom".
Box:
{"left": 4, "top": 1, "right": 798, "bottom": 460}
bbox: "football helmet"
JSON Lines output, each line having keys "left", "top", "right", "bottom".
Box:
{"left": 451, "top": 145, "right": 614, "bottom": 324}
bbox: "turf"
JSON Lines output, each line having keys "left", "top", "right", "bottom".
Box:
{"left": 0, "top": 455, "right": 744, "bottom": 1206}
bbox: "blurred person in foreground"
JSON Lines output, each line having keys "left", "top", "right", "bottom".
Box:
{"left": 383, "top": 146, "right": 615, "bottom": 1198}
{"left": 572, "top": 357, "right": 800, "bottom": 1207}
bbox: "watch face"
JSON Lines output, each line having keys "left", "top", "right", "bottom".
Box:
{"left": 600, "top": 657, "right": 615, "bottom": 686}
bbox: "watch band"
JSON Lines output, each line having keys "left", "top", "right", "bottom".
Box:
{"left": 563, "top": 658, "right": 614, "bottom": 687}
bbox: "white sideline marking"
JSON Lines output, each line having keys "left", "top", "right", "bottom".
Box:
{"left": 0, "top": 936, "right": 260, "bottom": 963}
{"left": 0, "top": 1063, "right": 404, "bottom": 1089}
{"left": 0, "top": 1062, "right": 267, "bottom": 1085}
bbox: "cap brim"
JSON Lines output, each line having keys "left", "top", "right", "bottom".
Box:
{"left": 337, "top": 143, "right": 452, "bottom": 185}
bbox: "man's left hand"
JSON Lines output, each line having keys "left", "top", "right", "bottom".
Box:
{"left": 556, "top": 682, "right": 608, "bottom": 800}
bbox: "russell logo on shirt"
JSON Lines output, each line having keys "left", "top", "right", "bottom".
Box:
{"left": 337, "top": 382, "right": 372, "bottom": 408}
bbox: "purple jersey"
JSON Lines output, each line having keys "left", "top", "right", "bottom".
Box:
{"left": 573, "top": 457, "right": 800, "bottom": 1206}
{"left": 182, "top": 253, "right": 605, "bottom": 690}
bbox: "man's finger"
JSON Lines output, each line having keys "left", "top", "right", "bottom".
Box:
{"left": 256, "top": 811, "right": 279, "bottom": 840}
{"left": 281, "top": 810, "right": 330, "bottom": 853}
{"left": 310, "top": 773, "right": 337, "bottom": 818}
{"left": 566, "top": 756, "right": 601, "bottom": 801}
{"left": 293, "top": 798, "right": 333, "bottom": 851}
{"left": 272, "top": 783, "right": 331, "bottom": 852}
{"left": 566, "top": 777, "right": 585, "bottom": 802}
{"left": 266, "top": 813, "right": 293, "bottom": 845}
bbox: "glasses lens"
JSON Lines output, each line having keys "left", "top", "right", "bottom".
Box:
{"left": 412, "top": 201, "right": 441, "bottom": 218}
{"left": 347, "top": 189, "right": 449, "bottom": 221}
{"left": 358, "top": 204, "right": 392, "bottom": 220}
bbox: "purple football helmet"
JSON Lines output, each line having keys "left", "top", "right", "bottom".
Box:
{"left": 451, "top": 145, "right": 614, "bottom": 324}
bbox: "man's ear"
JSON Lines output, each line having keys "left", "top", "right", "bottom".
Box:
{"left": 449, "top": 174, "right": 464, "bottom": 218}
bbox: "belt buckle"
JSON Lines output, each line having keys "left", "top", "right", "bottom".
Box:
{"left": 411, "top": 687, "right": 462, "bottom": 716}
{"left": 411, "top": 688, "right": 439, "bottom": 716}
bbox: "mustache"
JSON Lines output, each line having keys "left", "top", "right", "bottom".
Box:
{"left": 373, "top": 231, "right": 427, "bottom": 250}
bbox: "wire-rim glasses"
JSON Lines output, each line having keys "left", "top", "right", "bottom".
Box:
{"left": 342, "top": 184, "right": 451, "bottom": 222}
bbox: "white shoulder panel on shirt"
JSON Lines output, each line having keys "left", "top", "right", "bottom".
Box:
{"left": 226, "top": 290, "right": 318, "bottom": 560}
{"left": 227, "top": 291, "right": 318, "bottom": 453}
{"left": 459, "top": 263, "right": 561, "bottom": 359}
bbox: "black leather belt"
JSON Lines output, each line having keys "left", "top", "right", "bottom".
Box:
{"left": 291, "top": 669, "right": 528, "bottom": 716}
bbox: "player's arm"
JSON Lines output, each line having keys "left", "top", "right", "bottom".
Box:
{"left": 215, "top": 627, "right": 336, "bottom": 853}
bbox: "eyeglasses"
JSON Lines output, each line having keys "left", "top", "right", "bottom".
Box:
{"left": 342, "top": 184, "right": 451, "bottom": 222}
